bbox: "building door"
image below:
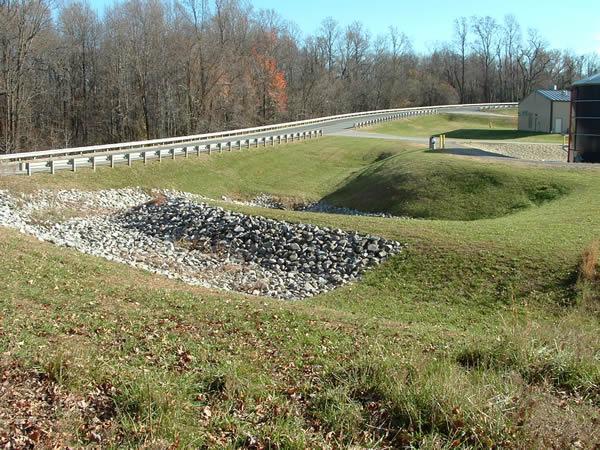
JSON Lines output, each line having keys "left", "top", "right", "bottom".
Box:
{"left": 554, "top": 118, "right": 563, "bottom": 134}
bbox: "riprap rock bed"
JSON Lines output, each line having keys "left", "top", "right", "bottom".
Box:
{"left": 0, "top": 189, "right": 404, "bottom": 299}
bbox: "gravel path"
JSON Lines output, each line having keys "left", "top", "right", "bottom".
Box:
{"left": 0, "top": 188, "right": 403, "bottom": 300}
{"left": 462, "top": 142, "right": 567, "bottom": 162}
{"left": 333, "top": 130, "right": 568, "bottom": 162}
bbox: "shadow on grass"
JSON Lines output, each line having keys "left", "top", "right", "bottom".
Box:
{"left": 424, "top": 148, "right": 512, "bottom": 158}
{"left": 445, "top": 128, "right": 555, "bottom": 140}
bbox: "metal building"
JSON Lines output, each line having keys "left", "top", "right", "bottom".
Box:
{"left": 569, "top": 73, "right": 600, "bottom": 163}
{"left": 518, "top": 89, "right": 571, "bottom": 134}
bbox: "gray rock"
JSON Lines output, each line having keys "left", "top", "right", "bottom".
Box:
{"left": 0, "top": 188, "right": 405, "bottom": 301}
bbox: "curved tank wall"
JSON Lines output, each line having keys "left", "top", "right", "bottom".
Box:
{"left": 570, "top": 73, "right": 600, "bottom": 163}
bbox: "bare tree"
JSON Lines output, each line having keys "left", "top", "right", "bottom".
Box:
{"left": 517, "top": 29, "right": 552, "bottom": 98}
{"left": 453, "top": 17, "right": 468, "bottom": 103}
{"left": 317, "top": 17, "right": 339, "bottom": 76}
{"left": 0, "top": 0, "right": 596, "bottom": 154}
{"left": 58, "top": 1, "right": 100, "bottom": 145}
{"left": 0, "top": 0, "right": 52, "bottom": 152}
{"left": 471, "top": 15, "right": 499, "bottom": 102}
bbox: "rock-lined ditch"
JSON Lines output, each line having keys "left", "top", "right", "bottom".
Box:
{"left": 0, "top": 189, "right": 403, "bottom": 299}
{"left": 232, "top": 193, "right": 395, "bottom": 218}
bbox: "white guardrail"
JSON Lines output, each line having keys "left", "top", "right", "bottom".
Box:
{"left": 0, "top": 102, "right": 517, "bottom": 176}
{"left": 20, "top": 130, "right": 322, "bottom": 176}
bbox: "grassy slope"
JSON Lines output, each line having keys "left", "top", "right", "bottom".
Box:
{"left": 1, "top": 137, "right": 599, "bottom": 447}
{"left": 368, "top": 113, "right": 564, "bottom": 143}
{"left": 0, "top": 137, "right": 574, "bottom": 221}
{"left": 2, "top": 138, "right": 411, "bottom": 203}
{"left": 324, "top": 148, "right": 572, "bottom": 220}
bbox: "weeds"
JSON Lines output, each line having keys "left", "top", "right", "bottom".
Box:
{"left": 579, "top": 240, "right": 599, "bottom": 283}
{"left": 578, "top": 240, "right": 600, "bottom": 310}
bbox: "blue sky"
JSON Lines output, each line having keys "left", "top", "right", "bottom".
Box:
{"left": 89, "top": 0, "right": 600, "bottom": 55}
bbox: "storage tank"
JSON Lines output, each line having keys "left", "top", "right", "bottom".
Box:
{"left": 569, "top": 73, "right": 600, "bottom": 163}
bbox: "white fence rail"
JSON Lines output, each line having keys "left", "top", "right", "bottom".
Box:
{"left": 0, "top": 102, "right": 517, "bottom": 164}
{"left": 22, "top": 130, "right": 322, "bottom": 176}
{"left": 478, "top": 105, "right": 517, "bottom": 111}
{"left": 353, "top": 109, "right": 437, "bottom": 129}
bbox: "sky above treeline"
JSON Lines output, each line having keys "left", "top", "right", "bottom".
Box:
{"left": 87, "top": 0, "right": 600, "bottom": 55}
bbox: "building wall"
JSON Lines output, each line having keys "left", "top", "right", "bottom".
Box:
{"left": 551, "top": 101, "right": 570, "bottom": 134}
{"left": 518, "top": 92, "right": 551, "bottom": 132}
{"left": 519, "top": 92, "right": 569, "bottom": 134}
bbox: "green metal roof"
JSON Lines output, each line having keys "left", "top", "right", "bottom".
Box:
{"left": 573, "top": 73, "right": 600, "bottom": 86}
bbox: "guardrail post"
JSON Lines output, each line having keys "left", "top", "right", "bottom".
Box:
{"left": 158, "top": 151, "right": 162, "bottom": 162}
{"left": 218, "top": 143, "right": 222, "bottom": 153}
{"left": 238, "top": 141, "right": 242, "bottom": 150}
{"left": 110, "top": 154, "right": 115, "bottom": 168}
{"left": 185, "top": 147, "right": 189, "bottom": 158}
{"left": 72, "top": 158, "right": 77, "bottom": 172}
{"left": 171, "top": 148, "right": 176, "bottom": 159}
{"left": 195, "top": 145, "right": 200, "bottom": 156}
{"left": 127, "top": 153, "right": 132, "bottom": 166}
{"left": 143, "top": 152, "right": 148, "bottom": 164}
{"left": 26, "top": 162, "right": 32, "bottom": 176}
{"left": 50, "top": 160, "right": 56, "bottom": 175}
{"left": 228, "top": 142, "right": 232, "bottom": 152}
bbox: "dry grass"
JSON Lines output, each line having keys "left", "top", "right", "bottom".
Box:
{"left": 580, "top": 240, "right": 599, "bottom": 283}
{"left": 27, "top": 206, "right": 100, "bottom": 226}
{"left": 509, "top": 386, "right": 600, "bottom": 449}
{"left": 0, "top": 360, "right": 119, "bottom": 447}
{"left": 145, "top": 192, "right": 168, "bottom": 207}
{"left": 578, "top": 240, "right": 600, "bottom": 310}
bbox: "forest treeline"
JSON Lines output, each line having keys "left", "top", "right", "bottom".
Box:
{"left": 1, "top": 0, "right": 598, "bottom": 153}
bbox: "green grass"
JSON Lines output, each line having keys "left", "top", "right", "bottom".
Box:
{"left": 324, "top": 148, "right": 572, "bottom": 220}
{"left": 486, "top": 107, "right": 518, "bottom": 116}
{"left": 1, "top": 136, "right": 599, "bottom": 447}
{"left": 0, "top": 137, "right": 573, "bottom": 221}
{"left": 2, "top": 138, "right": 411, "bottom": 203}
{"left": 368, "top": 113, "right": 564, "bottom": 143}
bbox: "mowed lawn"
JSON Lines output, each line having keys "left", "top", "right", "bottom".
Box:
{"left": 367, "top": 112, "right": 565, "bottom": 143}
{"left": 0, "top": 136, "right": 599, "bottom": 448}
